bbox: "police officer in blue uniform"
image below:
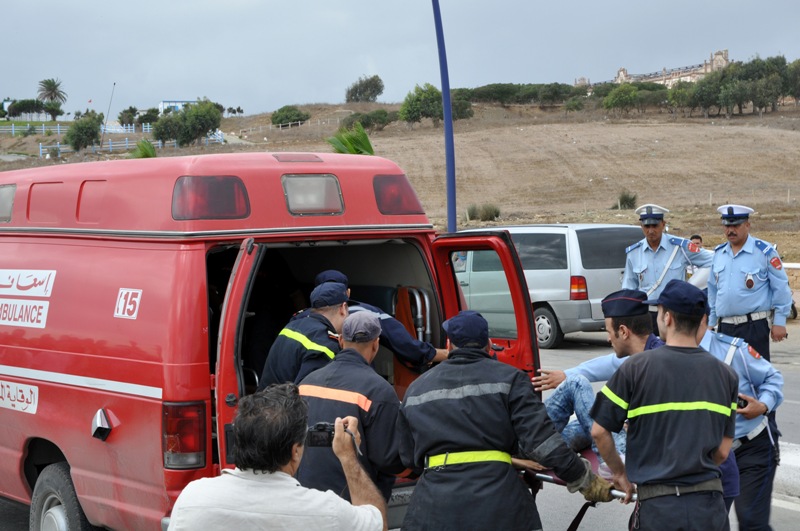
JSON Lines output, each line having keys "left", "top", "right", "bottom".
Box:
{"left": 700, "top": 329, "right": 783, "bottom": 530}
{"left": 623, "top": 204, "right": 713, "bottom": 333}
{"left": 258, "top": 282, "right": 349, "bottom": 390}
{"left": 708, "top": 204, "right": 792, "bottom": 361}
{"left": 297, "top": 311, "right": 407, "bottom": 501}
{"left": 396, "top": 310, "right": 612, "bottom": 530}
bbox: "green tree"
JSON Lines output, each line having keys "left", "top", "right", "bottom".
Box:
{"left": 787, "top": 59, "right": 800, "bottom": 104}
{"left": 37, "top": 78, "right": 67, "bottom": 104}
{"left": 564, "top": 96, "right": 584, "bottom": 116}
{"left": 399, "top": 83, "right": 443, "bottom": 126}
{"left": 64, "top": 112, "right": 102, "bottom": 152}
{"left": 692, "top": 71, "right": 724, "bottom": 118}
{"left": 345, "top": 75, "right": 385, "bottom": 103}
{"left": 118, "top": 106, "right": 138, "bottom": 126}
{"left": 603, "top": 84, "right": 638, "bottom": 114}
{"left": 177, "top": 99, "right": 223, "bottom": 146}
{"left": 539, "top": 83, "right": 571, "bottom": 107}
{"left": 271, "top": 105, "right": 310, "bottom": 126}
{"left": 152, "top": 113, "right": 183, "bottom": 144}
{"left": 43, "top": 101, "right": 64, "bottom": 122}
{"left": 451, "top": 98, "right": 473, "bottom": 120}
{"left": 136, "top": 107, "right": 159, "bottom": 125}
{"left": 327, "top": 122, "right": 374, "bottom": 155}
{"left": 668, "top": 81, "right": 695, "bottom": 117}
{"left": 7, "top": 99, "right": 45, "bottom": 120}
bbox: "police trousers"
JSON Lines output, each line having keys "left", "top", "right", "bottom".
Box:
{"left": 734, "top": 429, "right": 779, "bottom": 531}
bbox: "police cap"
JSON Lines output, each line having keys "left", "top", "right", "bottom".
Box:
{"left": 601, "top": 289, "right": 649, "bottom": 317}
{"left": 642, "top": 279, "right": 708, "bottom": 316}
{"left": 314, "top": 269, "right": 349, "bottom": 287}
{"left": 442, "top": 310, "right": 489, "bottom": 349}
{"left": 635, "top": 204, "right": 669, "bottom": 226}
{"left": 717, "top": 204, "right": 753, "bottom": 226}
{"left": 310, "top": 282, "right": 348, "bottom": 308}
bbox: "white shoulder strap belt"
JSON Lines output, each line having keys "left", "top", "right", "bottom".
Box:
{"left": 646, "top": 245, "right": 681, "bottom": 297}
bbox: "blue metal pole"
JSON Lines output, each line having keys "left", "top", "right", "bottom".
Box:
{"left": 431, "top": 0, "right": 457, "bottom": 233}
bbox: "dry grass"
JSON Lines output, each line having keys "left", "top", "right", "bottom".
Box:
{"left": 2, "top": 102, "right": 800, "bottom": 260}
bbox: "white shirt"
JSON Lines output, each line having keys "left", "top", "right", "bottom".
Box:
{"left": 168, "top": 468, "right": 382, "bottom": 531}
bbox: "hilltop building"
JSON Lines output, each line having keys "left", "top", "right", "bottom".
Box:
{"left": 613, "top": 50, "right": 730, "bottom": 88}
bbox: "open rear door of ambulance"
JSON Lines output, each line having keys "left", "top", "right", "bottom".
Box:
{"left": 431, "top": 231, "right": 540, "bottom": 378}
{"left": 216, "top": 238, "right": 265, "bottom": 469}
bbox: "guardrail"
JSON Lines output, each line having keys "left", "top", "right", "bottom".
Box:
{"left": 39, "top": 130, "right": 225, "bottom": 158}
{"left": 1, "top": 123, "right": 154, "bottom": 136}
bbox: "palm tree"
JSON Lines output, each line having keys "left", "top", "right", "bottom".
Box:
{"left": 37, "top": 78, "right": 67, "bottom": 104}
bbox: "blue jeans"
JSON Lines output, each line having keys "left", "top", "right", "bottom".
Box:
{"left": 545, "top": 375, "right": 626, "bottom": 457}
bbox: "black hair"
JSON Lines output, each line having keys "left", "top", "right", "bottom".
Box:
{"left": 232, "top": 383, "right": 308, "bottom": 473}
{"left": 665, "top": 309, "right": 703, "bottom": 335}
{"left": 610, "top": 313, "right": 653, "bottom": 338}
{"left": 690, "top": 234, "right": 703, "bottom": 241}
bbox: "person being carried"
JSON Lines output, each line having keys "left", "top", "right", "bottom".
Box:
{"left": 258, "top": 282, "right": 349, "bottom": 389}
{"left": 298, "top": 311, "right": 408, "bottom": 501}
{"left": 168, "top": 383, "right": 386, "bottom": 531}
{"left": 396, "top": 310, "right": 612, "bottom": 531}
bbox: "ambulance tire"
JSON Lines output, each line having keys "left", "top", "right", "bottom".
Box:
{"left": 30, "top": 462, "right": 97, "bottom": 531}
{"left": 534, "top": 307, "right": 563, "bottom": 349}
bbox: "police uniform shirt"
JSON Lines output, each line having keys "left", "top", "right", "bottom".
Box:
{"left": 622, "top": 234, "right": 713, "bottom": 297}
{"left": 699, "top": 331, "right": 784, "bottom": 439}
{"left": 708, "top": 235, "right": 792, "bottom": 327}
{"left": 591, "top": 345, "right": 737, "bottom": 486}
{"left": 297, "top": 348, "right": 405, "bottom": 501}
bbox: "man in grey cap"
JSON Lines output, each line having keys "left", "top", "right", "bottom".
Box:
{"left": 258, "top": 282, "right": 349, "bottom": 389}
{"left": 396, "top": 310, "right": 612, "bottom": 530}
{"left": 297, "top": 311, "right": 407, "bottom": 502}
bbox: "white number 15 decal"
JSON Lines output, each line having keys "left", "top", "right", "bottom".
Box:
{"left": 114, "top": 289, "right": 142, "bottom": 319}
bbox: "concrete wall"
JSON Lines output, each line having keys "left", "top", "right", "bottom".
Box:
{"left": 786, "top": 264, "right": 800, "bottom": 293}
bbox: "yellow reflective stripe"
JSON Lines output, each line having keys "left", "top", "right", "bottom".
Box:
{"left": 279, "top": 328, "right": 336, "bottom": 359}
{"left": 600, "top": 385, "right": 629, "bottom": 411}
{"left": 299, "top": 384, "right": 372, "bottom": 412}
{"left": 628, "top": 401, "right": 736, "bottom": 419}
{"left": 426, "top": 450, "right": 511, "bottom": 468}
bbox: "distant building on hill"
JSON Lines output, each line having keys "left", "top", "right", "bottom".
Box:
{"left": 613, "top": 50, "right": 730, "bottom": 88}
{"left": 158, "top": 100, "right": 197, "bottom": 115}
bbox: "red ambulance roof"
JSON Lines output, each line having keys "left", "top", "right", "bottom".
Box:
{"left": 0, "top": 152, "right": 431, "bottom": 237}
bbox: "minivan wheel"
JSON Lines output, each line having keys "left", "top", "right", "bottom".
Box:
{"left": 534, "top": 308, "right": 564, "bottom": 349}
{"left": 30, "top": 462, "right": 96, "bottom": 531}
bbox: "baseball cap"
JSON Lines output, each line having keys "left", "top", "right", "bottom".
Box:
{"left": 342, "top": 311, "right": 381, "bottom": 342}
{"left": 635, "top": 204, "right": 669, "bottom": 226}
{"left": 310, "top": 282, "right": 348, "bottom": 308}
{"left": 314, "top": 270, "right": 349, "bottom": 287}
{"left": 717, "top": 204, "right": 753, "bottom": 226}
{"left": 442, "top": 310, "right": 489, "bottom": 349}
{"left": 642, "top": 279, "right": 708, "bottom": 316}
{"left": 601, "top": 290, "right": 649, "bottom": 317}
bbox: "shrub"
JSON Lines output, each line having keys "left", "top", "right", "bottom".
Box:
{"left": 479, "top": 203, "right": 500, "bottom": 221}
{"left": 64, "top": 113, "right": 102, "bottom": 152}
{"left": 466, "top": 204, "right": 479, "bottom": 221}
{"left": 345, "top": 75, "right": 384, "bottom": 103}
{"left": 271, "top": 105, "right": 310, "bottom": 127}
{"left": 22, "top": 125, "right": 37, "bottom": 137}
{"left": 129, "top": 139, "right": 157, "bottom": 159}
{"left": 152, "top": 114, "right": 182, "bottom": 144}
{"left": 612, "top": 191, "right": 637, "bottom": 210}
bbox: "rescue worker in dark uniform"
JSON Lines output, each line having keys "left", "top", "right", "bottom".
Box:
{"left": 295, "top": 270, "right": 448, "bottom": 367}
{"left": 257, "top": 282, "right": 349, "bottom": 390}
{"left": 396, "top": 310, "right": 613, "bottom": 531}
{"left": 297, "top": 311, "right": 406, "bottom": 501}
{"left": 591, "top": 280, "right": 739, "bottom": 531}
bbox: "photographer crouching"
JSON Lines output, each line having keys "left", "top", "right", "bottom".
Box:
{"left": 168, "top": 383, "right": 386, "bottom": 531}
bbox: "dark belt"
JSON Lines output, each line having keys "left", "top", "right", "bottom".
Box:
{"left": 637, "top": 478, "right": 722, "bottom": 501}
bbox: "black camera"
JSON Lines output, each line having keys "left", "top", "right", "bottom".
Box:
{"left": 306, "top": 422, "right": 335, "bottom": 447}
{"left": 737, "top": 397, "right": 748, "bottom": 409}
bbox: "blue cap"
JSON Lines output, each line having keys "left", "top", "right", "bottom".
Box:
{"left": 717, "top": 204, "right": 753, "bottom": 226}
{"left": 310, "top": 282, "right": 348, "bottom": 308}
{"left": 314, "top": 270, "right": 349, "bottom": 287}
{"left": 342, "top": 312, "right": 382, "bottom": 342}
{"left": 442, "top": 310, "right": 489, "bottom": 349}
{"left": 642, "top": 279, "right": 708, "bottom": 316}
{"left": 635, "top": 204, "right": 669, "bottom": 226}
{"left": 601, "top": 289, "right": 649, "bottom": 317}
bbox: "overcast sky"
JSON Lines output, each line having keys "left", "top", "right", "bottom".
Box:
{"left": 4, "top": 1, "right": 799, "bottom": 120}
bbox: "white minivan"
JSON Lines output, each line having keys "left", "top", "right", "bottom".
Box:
{"left": 456, "top": 224, "right": 643, "bottom": 348}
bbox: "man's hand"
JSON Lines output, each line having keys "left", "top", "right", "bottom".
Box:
{"left": 511, "top": 457, "right": 546, "bottom": 472}
{"left": 431, "top": 348, "right": 449, "bottom": 363}
{"left": 567, "top": 460, "right": 613, "bottom": 503}
{"left": 532, "top": 369, "right": 566, "bottom": 392}
{"left": 332, "top": 416, "right": 361, "bottom": 463}
{"left": 771, "top": 324, "right": 788, "bottom": 342}
{"left": 736, "top": 393, "right": 768, "bottom": 420}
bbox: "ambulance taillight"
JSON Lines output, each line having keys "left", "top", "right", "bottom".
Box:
{"left": 570, "top": 276, "right": 589, "bottom": 301}
{"left": 162, "top": 403, "right": 206, "bottom": 469}
{"left": 172, "top": 175, "right": 250, "bottom": 220}
{"left": 373, "top": 174, "right": 424, "bottom": 215}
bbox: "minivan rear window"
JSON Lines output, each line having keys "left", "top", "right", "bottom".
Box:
{"left": 512, "top": 233, "right": 568, "bottom": 270}
{"left": 576, "top": 227, "right": 642, "bottom": 269}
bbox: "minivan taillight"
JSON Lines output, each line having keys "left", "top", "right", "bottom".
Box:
{"left": 163, "top": 402, "right": 206, "bottom": 469}
{"left": 570, "top": 276, "right": 588, "bottom": 300}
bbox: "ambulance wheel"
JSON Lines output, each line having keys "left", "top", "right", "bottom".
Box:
{"left": 534, "top": 307, "right": 563, "bottom": 349}
{"left": 30, "top": 462, "right": 95, "bottom": 531}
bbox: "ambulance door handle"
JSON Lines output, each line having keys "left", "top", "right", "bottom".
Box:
{"left": 459, "top": 280, "right": 469, "bottom": 286}
{"left": 225, "top": 393, "right": 238, "bottom": 407}
{"left": 92, "top": 409, "right": 112, "bottom": 441}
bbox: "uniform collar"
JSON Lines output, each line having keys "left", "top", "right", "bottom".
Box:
{"left": 308, "top": 312, "right": 336, "bottom": 333}
{"left": 334, "top": 348, "right": 370, "bottom": 365}
{"left": 643, "top": 233, "right": 669, "bottom": 253}
{"left": 447, "top": 346, "right": 494, "bottom": 361}
{"left": 721, "top": 234, "right": 755, "bottom": 256}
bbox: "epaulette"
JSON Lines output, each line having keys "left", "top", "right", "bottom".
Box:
{"left": 713, "top": 332, "right": 743, "bottom": 347}
{"left": 754, "top": 239, "right": 775, "bottom": 256}
{"left": 625, "top": 241, "right": 642, "bottom": 254}
{"left": 714, "top": 242, "right": 727, "bottom": 252}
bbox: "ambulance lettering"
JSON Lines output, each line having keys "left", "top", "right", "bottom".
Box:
{"left": 0, "top": 299, "right": 49, "bottom": 329}
{"left": 115, "top": 288, "right": 142, "bottom": 319}
{"left": 0, "top": 269, "right": 56, "bottom": 297}
{"left": 0, "top": 380, "right": 38, "bottom": 414}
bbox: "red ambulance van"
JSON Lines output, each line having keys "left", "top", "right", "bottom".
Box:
{"left": 0, "top": 152, "right": 539, "bottom": 530}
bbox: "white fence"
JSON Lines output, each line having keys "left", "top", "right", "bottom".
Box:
{"left": 39, "top": 130, "right": 225, "bottom": 158}
{"left": 237, "top": 118, "right": 343, "bottom": 137}
{"left": 1, "top": 123, "right": 153, "bottom": 136}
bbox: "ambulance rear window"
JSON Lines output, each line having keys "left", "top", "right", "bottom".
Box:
{"left": 373, "top": 174, "right": 424, "bottom": 215}
{"left": 282, "top": 174, "right": 344, "bottom": 215}
{"left": 172, "top": 176, "right": 250, "bottom": 220}
{"left": 0, "top": 184, "right": 14, "bottom": 222}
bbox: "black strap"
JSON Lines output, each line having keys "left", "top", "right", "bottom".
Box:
{"left": 566, "top": 501, "right": 596, "bottom": 531}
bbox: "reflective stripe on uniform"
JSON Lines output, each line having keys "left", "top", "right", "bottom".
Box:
{"left": 404, "top": 382, "right": 511, "bottom": 407}
{"left": 601, "top": 385, "right": 736, "bottom": 418}
{"left": 426, "top": 450, "right": 511, "bottom": 468}
{"left": 298, "top": 384, "right": 372, "bottom": 412}
{"left": 279, "top": 328, "right": 336, "bottom": 359}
